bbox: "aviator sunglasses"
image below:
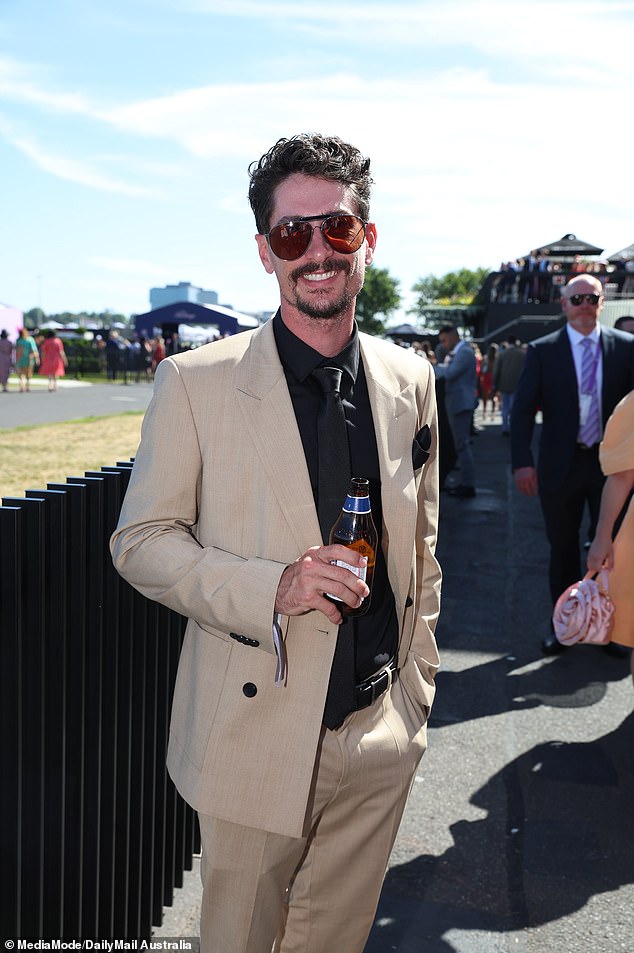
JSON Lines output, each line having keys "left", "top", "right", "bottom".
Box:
{"left": 265, "top": 213, "right": 368, "bottom": 261}
{"left": 567, "top": 293, "right": 601, "bottom": 306}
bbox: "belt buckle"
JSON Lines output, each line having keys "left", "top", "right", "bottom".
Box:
{"left": 368, "top": 660, "right": 394, "bottom": 706}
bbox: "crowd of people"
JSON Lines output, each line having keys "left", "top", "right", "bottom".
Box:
{"left": 491, "top": 251, "right": 634, "bottom": 305}
{"left": 0, "top": 327, "right": 69, "bottom": 393}
{"left": 391, "top": 330, "right": 529, "bottom": 498}
{"left": 0, "top": 326, "right": 168, "bottom": 391}
{"left": 101, "top": 330, "right": 166, "bottom": 383}
{"left": 402, "top": 334, "right": 527, "bottom": 425}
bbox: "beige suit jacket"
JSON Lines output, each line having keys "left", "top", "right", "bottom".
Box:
{"left": 111, "top": 319, "right": 441, "bottom": 837}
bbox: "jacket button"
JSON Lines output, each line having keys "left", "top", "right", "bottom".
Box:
{"left": 243, "top": 682, "right": 257, "bottom": 698}
{"left": 405, "top": 596, "right": 413, "bottom": 608}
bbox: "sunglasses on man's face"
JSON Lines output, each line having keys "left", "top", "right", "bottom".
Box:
{"left": 264, "top": 213, "right": 367, "bottom": 261}
{"left": 567, "top": 293, "right": 601, "bottom": 306}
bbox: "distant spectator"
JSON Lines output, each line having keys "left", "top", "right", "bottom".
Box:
{"left": 519, "top": 250, "right": 539, "bottom": 303}
{"left": 493, "top": 261, "right": 519, "bottom": 303}
{"left": 14, "top": 327, "right": 40, "bottom": 393}
{"left": 105, "top": 331, "right": 123, "bottom": 381}
{"left": 623, "top": 259, "right": 634, "bottom": 296}
{"left": 0, "top": 329, "right": 13, "bottom": 392}
{"left": 39, "top": 329, "right": 68, "bottom": 392}
{"left": 121, "top": 337, "right": 134, "bottom": 383}
{"left": 434, "top": 324, "right": 478, "bottom": 498}
{"left": 478, "top": 343, "right": 499, "bottom": 420}
{"left": 537, "top": 252, "right": 551, "bottom": 302}
{"left": 493, "top": 337, "right": 526, "bottom": 436}
{"left": 151, "top": 335, "right": 165, "bottom": 375}
{"left": 136, "top": 336, "right": 153, "bottom": 382}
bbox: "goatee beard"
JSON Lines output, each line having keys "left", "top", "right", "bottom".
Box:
{"left": 289, "top": 260, "right": 354, "bottom": 321}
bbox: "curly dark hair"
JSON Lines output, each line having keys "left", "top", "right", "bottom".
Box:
{"left": 248, "top": 133, "right": 373, "bottom": 235}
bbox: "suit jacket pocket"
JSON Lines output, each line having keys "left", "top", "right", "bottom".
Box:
{"left": 412, "top": 424, "right": 432, "bottom": 470}
{"left": 170, "top": 622, "right": 231, "bottom": 769}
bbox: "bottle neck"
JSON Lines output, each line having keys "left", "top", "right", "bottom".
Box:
{"left": 342, "top": 493, "right": 371, "bottom": 514}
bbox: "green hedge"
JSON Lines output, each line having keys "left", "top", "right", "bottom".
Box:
{"left": 63, "top": 339, "right": 105, "bottom": 375}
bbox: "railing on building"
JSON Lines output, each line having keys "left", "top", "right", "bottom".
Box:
{"left": 1, "top": 461, "right": 199, "bottom": 940}
{"left": 477, "top": 266, "right": 634, "bottom": 307}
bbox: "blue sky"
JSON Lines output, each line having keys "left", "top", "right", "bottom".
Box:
{"left": 1, "top": 0, "right": 633, "bottom": 323}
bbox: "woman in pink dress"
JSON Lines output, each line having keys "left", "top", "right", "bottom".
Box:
{"left": 39, "top": 330, "right": 68, "bottom": 391}
{"left": 587, "top": 390, "right": 634, "bottom": 685}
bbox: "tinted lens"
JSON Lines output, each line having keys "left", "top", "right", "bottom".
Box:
{"left": 321, "top": 215, "right": 366, "bottom": 254}
{"left": 267, "top": 221, "right": 312, "bottom": 260}
{"left": 266, "top": 213, "right": 367, "bottom": 260}
{"left": 569, "top": 293, "right": 600, "bottom": 305}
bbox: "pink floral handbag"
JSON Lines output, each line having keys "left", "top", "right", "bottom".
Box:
{"left": 552, "top": 570, "right": 614, "bottom": 646}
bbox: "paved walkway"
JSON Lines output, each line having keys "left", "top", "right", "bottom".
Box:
{"left": 0, "top": 376, "right": 153, "bottom": 430}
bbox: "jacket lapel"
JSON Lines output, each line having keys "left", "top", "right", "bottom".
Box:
{"left": 234, "top": 321, "right": 321, "bottom": 555}
{"left": 600, "top": 327, "right": 616, "bottom": 426}
{"left": 360, "top": 335, "right": 418, "bottom": 615}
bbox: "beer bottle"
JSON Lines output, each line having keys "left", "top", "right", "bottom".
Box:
{"left": 328, "top": 477, "right": 377, "bottom": 617}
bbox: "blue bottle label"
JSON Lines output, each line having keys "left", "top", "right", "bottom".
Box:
{"left": 342, "top": 494, "right": 371, "bottom": 513}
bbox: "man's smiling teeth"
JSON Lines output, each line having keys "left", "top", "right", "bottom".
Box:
{"left": 304, "top": 270, "right": 337, "bottom": 282}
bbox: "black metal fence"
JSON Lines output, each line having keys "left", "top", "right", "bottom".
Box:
{"left": 1, "top": 461, "right": 200, "bottom": 940}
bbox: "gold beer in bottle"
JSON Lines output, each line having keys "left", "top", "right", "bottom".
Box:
{"left": 328, "top": 477, "right": 377, "bottom": 617}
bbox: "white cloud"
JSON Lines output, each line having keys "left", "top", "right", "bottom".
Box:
{"left": 10, "top": 134, "right": 163, "bottom": 196}
{"left": 154, "top": 0, "right": 634, "bottom": 81}
{"left": 0, "top": 55, "right": 94, "bottom": 115}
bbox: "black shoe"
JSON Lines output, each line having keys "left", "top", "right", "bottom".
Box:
{"left": 541, "top": 632, "right": 566, "bottom": 655}
{"left": 448, "top": 485, "right": 476, "bottom": 498}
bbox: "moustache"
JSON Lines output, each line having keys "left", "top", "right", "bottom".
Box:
{"left": 290, "top": 260, "right": 351, "bottom": 283}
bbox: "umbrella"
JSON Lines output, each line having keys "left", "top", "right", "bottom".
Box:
{"left": 39, "top": 320, "right": 66, "bottom": 330}
{"left": 531, "top": 233, "right": 604, "bottom": 258}
{"left": 606, "top": 242, "right": 634, "bottom": 263}
{"left": 386, "top": 323, "right": 435, "bottom": 341}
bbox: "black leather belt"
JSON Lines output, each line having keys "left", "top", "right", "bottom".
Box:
{"left": 353, "top": 656, "right": 398, "bottom": 710}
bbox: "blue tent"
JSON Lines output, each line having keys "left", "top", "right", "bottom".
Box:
{"left": 134, "top": 301, "right": 260, "bottom": 340}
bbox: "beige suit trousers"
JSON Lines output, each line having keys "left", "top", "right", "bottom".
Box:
{"left": 198, "top": 675, "right": 429, "bottom": 953}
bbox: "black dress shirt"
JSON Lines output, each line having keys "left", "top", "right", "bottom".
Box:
{"left": 273, "top": 311, "right": 398, "bottom": 681}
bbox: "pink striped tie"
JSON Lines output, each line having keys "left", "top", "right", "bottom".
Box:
{"left": 578, "top": 338, "right": 600, "bottom": 447}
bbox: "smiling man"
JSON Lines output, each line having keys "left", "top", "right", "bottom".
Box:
{"left": 511, "top": 274, "right": 634, "bottom": 655}
{"left": 111, "top": 133, "right": 442, "bottom": 952}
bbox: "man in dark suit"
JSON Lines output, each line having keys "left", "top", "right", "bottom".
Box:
{"left": 511, "top": 274, "right": 634, "bottom": 654}
{"left": 434, "top": 324, "right": 478, "bottom": 497}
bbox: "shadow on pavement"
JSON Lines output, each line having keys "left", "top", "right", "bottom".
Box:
{"left": 365, "top": 414, "right": 633, "bottom": 952}
{"left": 366, "top": 712, "right": 634, "bottom": 953}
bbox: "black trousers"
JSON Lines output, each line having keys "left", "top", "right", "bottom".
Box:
{"left": 539, "top": 446, "right": 605, "bottom": 605}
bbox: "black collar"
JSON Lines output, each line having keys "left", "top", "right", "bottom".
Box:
{"left": 272, "top": 310, "right": 359, "bottom": 394}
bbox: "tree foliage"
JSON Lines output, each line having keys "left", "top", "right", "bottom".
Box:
{"left": 356, "top": 266, "right": 401, "bottom": 336}
{"left": 410, "top": 267, "right": 489, "bottom": 315}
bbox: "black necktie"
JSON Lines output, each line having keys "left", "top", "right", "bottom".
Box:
{"left": 311, "top": 365, "right": 355, "bottom": 729}
{"left": 311, "top": 366, "right": 352, "bottom": 544}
